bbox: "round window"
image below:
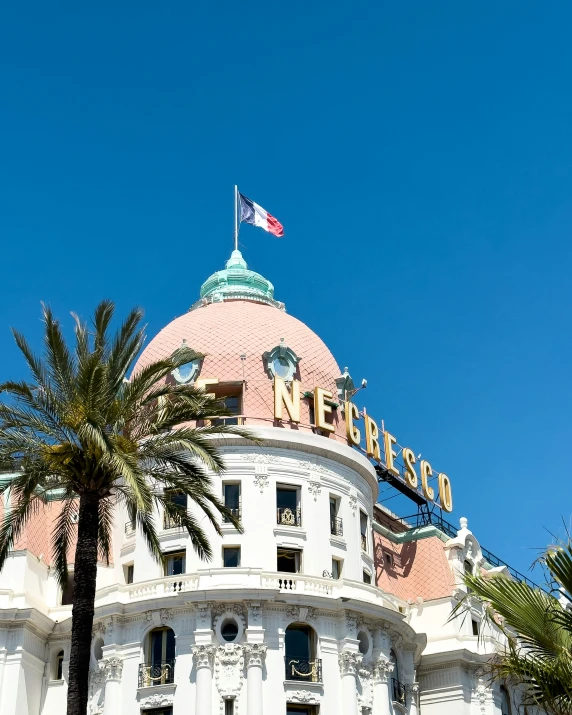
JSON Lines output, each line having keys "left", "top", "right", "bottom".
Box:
{"left": 221, "top": 619, "right": 239, "bottom": 642}
{"left": 357, "top": 631, "right": 370, "bottom": 656}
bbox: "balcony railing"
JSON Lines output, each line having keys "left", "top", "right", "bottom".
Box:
{"left": 392, "top": 678, "right": 406, "bottom": 705}
{"left": 163, "top": 514, "right": 184, "bottom": 531}
{"left": 284, "top": 656, "right": 322, "bottom": 683}
{"left": 222, "top": 507, "right": 241, "bottom": 524}
{"left": 125, "top": 521, "right": 135, "bottom": 536}
{"left": 138, "top": 659, "right": 175, "bottom": 688}
{"left": 361, "top": 534, "right": 367, "bottom": 551}
{"left": 277, "top": 506, "right": 302, "bottom": 527}
{"left": 330, "top": 517, "right": 343, "bottom": 536}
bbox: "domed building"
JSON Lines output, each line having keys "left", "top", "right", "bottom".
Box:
{"left": 0, "top": 252, "right": 542, "bottom": 715}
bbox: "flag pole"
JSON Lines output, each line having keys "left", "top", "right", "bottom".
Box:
{"left": 234, "top": 185, "right": 238, "bottom": 251}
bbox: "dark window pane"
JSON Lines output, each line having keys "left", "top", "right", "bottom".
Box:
{"left": 223, "top": 547, "right": 240, "bottom": 568}
{"left": 363, "top": 570, "right": 371, "bottom": 584}
{"left": 224, "top": 484, "right": 240, "bottom": 510}
{"left": 285, "top": 624, "right": 311, "bottom": 659}
{"left": 277, "top": 488, "right": 297, "bottom": 510}
{"left": 277, "top": 549, "right": 299, "bottom": 573}
{"left": 61, "top": 576, "right": 74, "bottom": 605}
{"left": 165, "top": 629, "right": 176, "bottom": 661}
{"left": 126, "top": 564, "right": 134, "bottom": 584}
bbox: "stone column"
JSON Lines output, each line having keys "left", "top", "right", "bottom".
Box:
{"left": 372, "top": 659, "right": 393, "bottom": 715}
{"left": 193, "top": 645, "right": 216, "bottom": 715}
{"left": 406, "top": 682, "right": 419, "bottom": 715}
{"left": 338, "top": 651, "right": 362, "bottom": 715}
{"left": 244, "top": 643, "right": 267, "bottom": 715}
{"left": 101, "top": 657, "right": 123, "bottom": 715}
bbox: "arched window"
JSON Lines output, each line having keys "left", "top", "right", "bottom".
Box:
{"left": 284, "top": 623, "right": 321, "bottom": 683}
{"left": 54, "top": 650, "right": 64, "bottom": 680}
{"left": 500, "top": 686, "right": 512, "bottom": 715}
{"left": 139, "top": 627, "right": 175, "bottom": 688}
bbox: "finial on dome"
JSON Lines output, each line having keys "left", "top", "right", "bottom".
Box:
{"left": 225, "top": 249, "right": 248, "bottom": 270}
{"left": 459, "top": 517, "right": 468, "bottom": 530}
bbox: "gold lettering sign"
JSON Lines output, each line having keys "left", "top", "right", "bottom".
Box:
{"left": 402, "top": 447, "right": 418, "bottom": 489}
{"left": 383, "top": 431, "right": 399, "bottom": 477}
{"left": 364, "top": 414, "right": 381, "bottom": 461}
{"left": 345, "top": 401, "right": 361, "bottom": 446}
{"left": 273, "top": 377, "right": 301, "bottom": 423}
{"left": 438, "top": 473, "right": 453, "bottom": 513}
{"left": 314, "top": 387, "right": 335, "bottom": 433}
{"left": 419, "top": 460, "right": 435, "bottom": 501}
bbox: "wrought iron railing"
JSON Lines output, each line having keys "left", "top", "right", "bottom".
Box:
{"left": 125, "top": 521, "right": 135, "bottom": 536}
{"left": 277, "top": 506, "right": 302, "bottom": 527}
{"left": 163, "top": 514, "right": 184, "bottom": 531}
{"left": 392, "top": 678, "right": 406, "bottom": 705}
{"left": 223, "top": 507, "right": 241, "bottom": 523}
{"left": 284, "top": 656, "right": 322, "bottom": 683}
{"left": 138, "top": 659, "right": 175, "bottom": 688}
{"left": 330, "top": 517, "right": 343, "bottom": 536}
{"left": 361, "top": 534, "right": 367, "bottom": 551}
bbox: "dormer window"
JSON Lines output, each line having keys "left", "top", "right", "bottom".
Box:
{"left": 263, "top": 339, "right": 301, "bottom": 382}
{"left": 171, "top": 340, "right": 202, "bottom": 384}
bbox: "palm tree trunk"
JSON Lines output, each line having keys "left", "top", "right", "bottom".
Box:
{"left": 67, "top": 491, "right": 100, "bottom": 715}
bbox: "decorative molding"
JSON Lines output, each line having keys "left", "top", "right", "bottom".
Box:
{"left": 240, "top": 453, "right": 282, "bottom": 464}
{"left": 308, "top": 481, "right": 321, "bottom": 501}
{"left": 193, "top": 644, "right": 216, "bottom": 670}
{"left": 253, "top": 464, "right": 269, "bottom": 492}
{"left": 338, "top": 651, "right": 362, "bottom": 676}
{"left": 287, "top": 689, "right": 319, "bottom": 704}
{"left": 358, "top": 664, "right": 373, "bottom": 710}
{"left": 140, "top": 692, "right": 174, "bottom": 708}
{"left": 100, "top": 656, "right": 123, "bottom": 682}
{"left": 349, "top": 494, "right": 358, "bottom": 514}
{"left": 215, "top": 643, "right": 245, "bottom": 713}
{"left": 373, "top": 658, "right": 394, "bottom": 683}
{"left": 474, "top": 668, "right": 487, "bottom": 714}
{"left": 243, "top": 643, "right": 267, "bottom": 668}
{"left": 160, "top": 609, "right": 173, "bottom": 623}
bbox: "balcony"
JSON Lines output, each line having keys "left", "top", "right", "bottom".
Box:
{"left": 361, "top": 534, "right": 367, "bottom": 551}
{"left": 138, "top": 659, "right": 175, "bottom": 688}
{"left": 125, "top": 521, "right": 135, "bottom": 536}
{"left": 392, "top": 678, "right": 406, "bottom": 705}
{"left": 163, "top": 514, "right": 184, "bottom": 531}
{"left": 285, "top": 657, "right": 322, "bottom": 683}
{"left": 330, "top": 517, "right": 343, "bottom": 536}
{"left": 222, "top": 507, "right": 241, "bottom": 524}
{"left": 277, "top": 506, "right": 302, "bottom": 527}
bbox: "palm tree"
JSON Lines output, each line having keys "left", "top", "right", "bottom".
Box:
{"left": 0, "top": 301, "right": 253, "bottom": 715}
{"left": 454, "top": 541, "right": 572, "bottom": 715}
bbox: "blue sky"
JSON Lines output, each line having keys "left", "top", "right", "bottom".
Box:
{"left": 1, "top": 1, "right": 571, "bottom": 578}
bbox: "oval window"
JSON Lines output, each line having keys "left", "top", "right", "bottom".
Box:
{"left": 221, "top": 619, "right": 239, "bottom": 642}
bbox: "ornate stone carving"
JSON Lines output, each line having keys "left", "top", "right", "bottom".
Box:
{"left": 195, "top": 603, "right": 212, "bottom": 630}
{"left": 140, "top": 693, "right": 174, "bottom": 708}
{"left": 358, "top": 664, "right": 373, "bottom": 710}
{"left": 100, "top": 657, "right": 123, "bottom": 681}
{"left": 349, "top": 494, "right": 358, "bottom": 514}
{"left": 308, "top": 481, "right": 321, "bottom": 501}
{"left": 246, "top": 602, "right": 262, "bottom": 626}
{"left": 243, "top": 643, "right": 267, "bottom": 668}
{"left": 338, "top": 651, "right": 362, "bottom": 676}
{"left": 241, "top": 453, "right": 282, "bottom": 464}
{"left": 215, "top": 643, "right": 245, "bottom": 707}
{"left": 474, "top": 668, "right": 487, "bottom": 714}
{"left": 373, "top": 658, "right": 394, "bottom": 683}
{"left": 193, "top": 644, "right": 216, "bottom": 669}
{"left": 253, "top": 464, "right": 269, "bottom": 492}
{"left": 145, "top": 610, "right": 153, "bottom": 622}
{"left": 160, "top": 608, "right": 173, "bottom": 622}
{"left": 288, "top": 690, "right": 319, "bottom": 704}
{"left": 344, "top": 611, "right": 358, "bottom": 636}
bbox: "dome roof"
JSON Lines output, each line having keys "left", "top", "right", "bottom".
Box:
{"left": 134, "top": 254, "right": 346, "bottom": 440}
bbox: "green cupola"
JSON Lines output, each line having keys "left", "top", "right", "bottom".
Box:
{"left": 191, "top": 250, "right": 285, "bottom": 311}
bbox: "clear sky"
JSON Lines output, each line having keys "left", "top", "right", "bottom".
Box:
{"left": 1, "top": 1, "right": 571, "bottom": 579}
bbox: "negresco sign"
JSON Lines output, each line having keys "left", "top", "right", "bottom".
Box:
{"left": 272, "top": 377, "right": 453, "bottom": 513}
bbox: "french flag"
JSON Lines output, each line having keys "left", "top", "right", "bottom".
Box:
{"left": 239, "top": 192, "right": 284, "bottom": 237}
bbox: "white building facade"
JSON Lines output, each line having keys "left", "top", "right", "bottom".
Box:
{"left": 0, "top": 251, "right": 541, "bottom": 715}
